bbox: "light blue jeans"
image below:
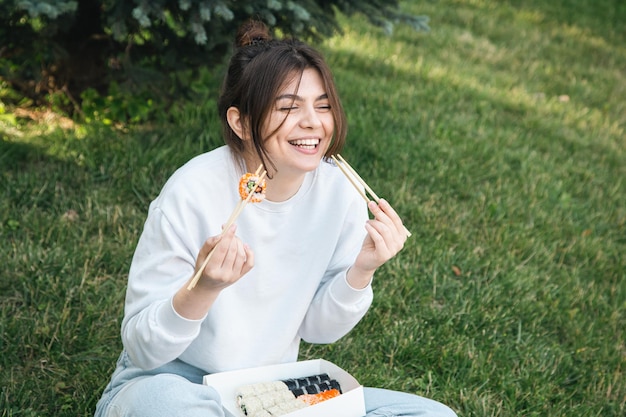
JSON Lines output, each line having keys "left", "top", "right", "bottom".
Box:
{"left": 95, "top": 353, "right": 457, "bottom": 417}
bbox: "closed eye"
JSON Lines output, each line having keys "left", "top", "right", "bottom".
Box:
{"left": 275, "top": 93, "right": 330, "bottom": 112}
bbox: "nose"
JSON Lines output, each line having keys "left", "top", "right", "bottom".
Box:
{"left": 299, "top": 104, "right": 323, "bottom": 129}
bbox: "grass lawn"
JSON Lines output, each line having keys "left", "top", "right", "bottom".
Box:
{"left": 1, "top": 0, "right": 624, "bottom": 415}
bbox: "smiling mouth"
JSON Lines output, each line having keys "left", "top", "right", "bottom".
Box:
{"left": 288, "top": 138, "right": 320, "bottom": 150}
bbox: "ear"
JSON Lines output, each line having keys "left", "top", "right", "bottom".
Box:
{"left": 226, "top": 107, "right": 250, "bottom": 140}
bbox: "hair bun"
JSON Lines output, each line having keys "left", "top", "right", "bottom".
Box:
{"left": 236, "top": 20, "right": 272, "bottom": 47}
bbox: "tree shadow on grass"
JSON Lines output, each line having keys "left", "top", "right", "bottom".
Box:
{"left": 0, "top": 137, "right": 38, "bottom": 170}
{"left": 1, "top": 131, "right": 128, "bottom": 416}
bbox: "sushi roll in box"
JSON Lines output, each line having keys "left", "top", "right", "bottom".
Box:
{"left": 203, "top": 359, "right": 365, "bottom": 417}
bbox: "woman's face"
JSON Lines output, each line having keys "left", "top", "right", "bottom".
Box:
{"left": 260, "top": 68, "right": 335, "bottom": 178}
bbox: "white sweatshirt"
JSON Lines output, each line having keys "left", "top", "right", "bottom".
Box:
{"left": 121, "top": 146, "right": 373, "bottom": 373}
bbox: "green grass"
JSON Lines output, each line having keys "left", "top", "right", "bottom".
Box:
{"left": 1, "top": 0, "right": 625, "bottom": 415}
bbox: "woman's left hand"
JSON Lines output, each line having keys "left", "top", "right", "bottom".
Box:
{"left": 348, "top": 199, "right": 408, "bottom": 287}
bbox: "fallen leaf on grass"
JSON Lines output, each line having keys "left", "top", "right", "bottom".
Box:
{"left": 62, "top": 209, "right": 79, "bottom": 222}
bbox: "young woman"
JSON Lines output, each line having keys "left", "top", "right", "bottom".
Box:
{"left": 94, "top": 20, "right": 456, "bottom": 417}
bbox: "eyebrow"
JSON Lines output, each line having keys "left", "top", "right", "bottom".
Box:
{"left": 275, "top": 93, "right": 329, "bottom": 102}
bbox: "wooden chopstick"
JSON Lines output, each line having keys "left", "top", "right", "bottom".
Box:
{"left": 332, "top": 155, "right": 411, "bottom": 237}
{"left": 187, "top": 167, "right": 266, "bottom": 290}
{"left": 336, "top": 154, "right": 381, "bottom": 202}
{"left": 331, "top": 155, "right": 369, "bottom": 203}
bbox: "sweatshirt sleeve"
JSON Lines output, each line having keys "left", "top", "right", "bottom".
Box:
{"left": 120, "top": 206, "right": 205, "bottom": 370}
{"left": 297, "top": 194, "right": 374, "bottom": 343}
{"left": 298, "top": 269, "right": 373, "bottom": 344}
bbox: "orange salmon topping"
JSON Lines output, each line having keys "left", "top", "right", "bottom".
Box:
{"left": 297, "top": 388, "right": 341, "bottom": 405}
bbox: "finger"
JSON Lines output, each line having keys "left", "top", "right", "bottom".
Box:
{"left": 195, "top": 232, "right": 226, "bottom": 275}
{"left": 223, "top": 237, "right": 254, "bottom": 274}
{"left": 206, "top": 223, "right": 236, "bottom": 252}
{"left": 206, "top": 225, "right": 237, "bottom": 269}
{"left": 240, "top": 244, "right": 255, "bottom": 275}
{"left": 361, "top": 222, "right": 394, "bottom": 271}
{"left": 369, "top": 199, "right": 407, "bottom": 241}
{"left": 372, "top": 199, "right": 401, "bottom": 226}
{"left": 224, "top": 237, "right": 246, "bottom": 271}
{"left": 368, "top": 199, "right": 392, "bottom": 224}
{"left": 365, "top": 220, "right": 387, "bottom": 250}
{"left": 365, "top": 221, "right": 390, "bottom": 254}
{"left": 198, "top": 233, "right": 224, "bottom": 260}
{"left": 366, "top": 217, "right": 404, "bottom": 255}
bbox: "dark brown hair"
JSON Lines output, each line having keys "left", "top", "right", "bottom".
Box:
{"left": 218, "top": 20, "right": 347, "bottom": 173}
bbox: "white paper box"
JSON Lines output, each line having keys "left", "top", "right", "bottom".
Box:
{"left": 203, "top": 359, "right": 365, "bottom": 417}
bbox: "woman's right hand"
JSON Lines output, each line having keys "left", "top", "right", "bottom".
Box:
{"left": 173, "top": 224, "right": 254, "bottom": 320}
{"left": 193, "top": 224, "right": 255, "bottom": 292}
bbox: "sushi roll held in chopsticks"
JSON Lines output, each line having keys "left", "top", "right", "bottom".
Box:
{"left": 239, "top": 172, "right": 267, "bottom": 203}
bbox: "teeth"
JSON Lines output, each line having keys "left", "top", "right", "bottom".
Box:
{"left": 289, "top": 139, "right": 320, "bottom": 146}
